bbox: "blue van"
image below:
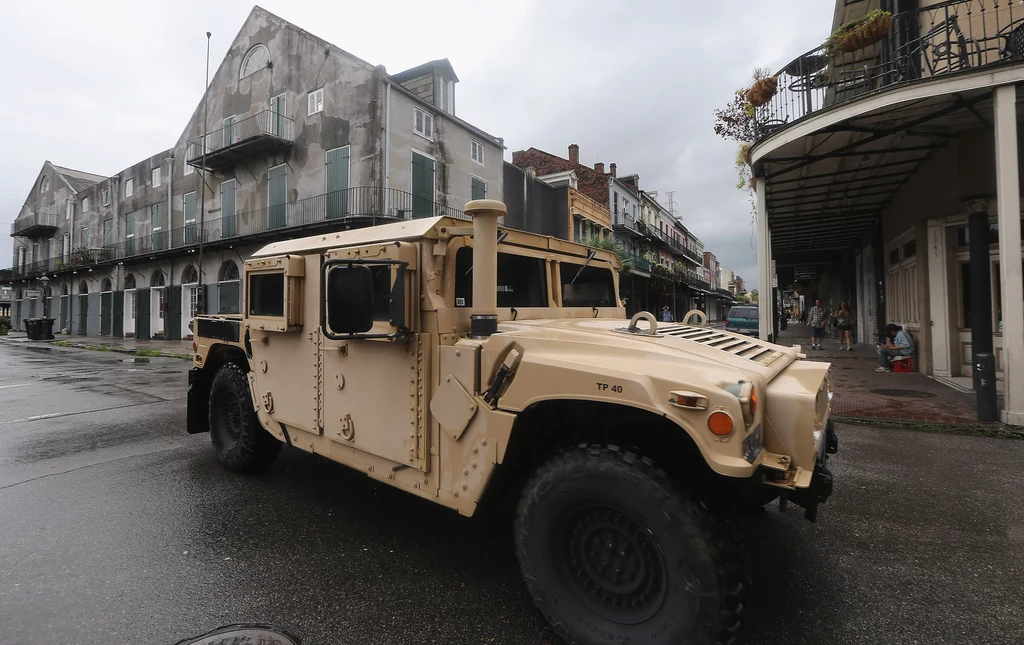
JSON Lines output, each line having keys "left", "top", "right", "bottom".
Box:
{"left": 725, "top": 306, "right": 759, "bottom": 335}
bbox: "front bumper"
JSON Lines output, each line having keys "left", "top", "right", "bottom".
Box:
{"left": 786, "top": 419, "right": 838, "bottom": 522}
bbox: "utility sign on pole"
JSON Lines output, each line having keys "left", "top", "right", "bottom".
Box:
{"left": 24, "top": 289, "right": 42, "bottom": 299}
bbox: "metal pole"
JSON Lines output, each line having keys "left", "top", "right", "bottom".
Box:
{"left": 966, "top": 198, "right": 996, "bottom": 421}
{"left": 198, "top": 31, "right": 211, "bottom": 314}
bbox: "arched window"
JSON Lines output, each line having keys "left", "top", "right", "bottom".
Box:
{"left": 39, "top": 176, "right": 49, "bottom": 193}
{"left": 124, "top": 273, "right": 136, "bottom": 290}
{"left": 101, "top": 278, "right": 112, "bottom": 292}
{"left": 217, "top": 260, "right": 241, "bottom": 314}
{"left": 182, "top": 265, "right": 199, "bottom": 285}
{"left": 218, "top": 260, "right": 239, "bottom": 282}
{"left": 79, "top": 281, "right": 89, "bottom": 294}
{"left": 240, "top": 44, "right": 270, "bottom": 78}
{"left": 61, "top": 284, "right": 68, "bottom": 296}
{"left": 152, "top": 270, "right": 165, "bottom": 287}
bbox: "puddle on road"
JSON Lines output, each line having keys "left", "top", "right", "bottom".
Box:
{"left": 121, "top": 358, "right": 151, "bottom": 363}
{"left": 23, "top": 346, "right": 54, "bottom": 353}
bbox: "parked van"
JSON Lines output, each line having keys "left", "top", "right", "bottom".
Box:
{"left": 726, "top": 306, "right": 760, "bottom": 335}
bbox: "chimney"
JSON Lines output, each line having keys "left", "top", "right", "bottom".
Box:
{"left": 610, "top": 163, "right": 617, "bottom": 178}
{"left": 594, "top": 162, "right": 605, "bottom": 174}
{"left": 568, "top": 144, "right": 579, "bottom": 166}
{"left": 464, "top": 198, "right": 507, "bottom": 338}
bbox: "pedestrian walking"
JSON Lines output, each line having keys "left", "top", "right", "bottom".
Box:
{"left": 833, "top": 301, "right": 854, "bottom": 350}
{"left": 876, "top": 323, "right": 915, "bottom": 372}
{"left": 808, "top": 299, "right": 826, "bottom": 350}
{"left": 661, "top": 305, "right": 673, "bottom": 323}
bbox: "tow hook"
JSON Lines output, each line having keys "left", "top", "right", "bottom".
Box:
{"left": 785, "top": 460, "right": 835, "bottom": 523}
{"left": 826, "top": 419, "right": 838, "bottom": 454}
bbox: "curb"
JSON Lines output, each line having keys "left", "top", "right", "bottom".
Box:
{"left": 44, "top": 339, "right": 193, "bottom": 361}
{"left": 833, "top": 414, "right": 1024, "bottom": 439}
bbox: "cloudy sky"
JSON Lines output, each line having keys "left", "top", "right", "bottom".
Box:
{"left": 0, "top": 0, "right": 835, "bottom": 287}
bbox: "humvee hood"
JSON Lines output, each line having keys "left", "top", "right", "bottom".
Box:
{"left": 497, "top": 318, "right": 799, "bottom": 382}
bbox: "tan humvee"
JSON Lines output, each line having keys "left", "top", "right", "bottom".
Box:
{"left": 187, "top": 200, "right": 837, "bottom": 645}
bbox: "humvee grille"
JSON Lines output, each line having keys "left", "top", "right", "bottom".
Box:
{"left": 658, "top": 325, "right": 787, "bottom": 366}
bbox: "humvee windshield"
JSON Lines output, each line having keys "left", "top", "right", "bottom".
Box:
{"left": 454, "top": 247, "right": 548, "bottom": 308}
{"left": 559, "top": 261, "right": 616, "bottom": 307}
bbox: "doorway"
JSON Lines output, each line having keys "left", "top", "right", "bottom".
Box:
{"left": 411, "top": 151, "right": 435, "bottom": 219}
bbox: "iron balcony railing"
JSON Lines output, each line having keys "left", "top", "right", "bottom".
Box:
{"left": 754, "top": 0, "right": 1024, "bottom": 142}
{"left": 6, "top": 187, "right": 465, "bottom": 278}
{"left": 11, "top": 207, "right": 58, "bottom": 236}
{"left": 185, "top": 109, "right": 295, "bottom": 164}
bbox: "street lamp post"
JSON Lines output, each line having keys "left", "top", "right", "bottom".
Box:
{"left": 39, "top": 275, "right": 49, "bottom": 320}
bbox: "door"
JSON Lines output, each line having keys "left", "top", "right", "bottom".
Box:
{"left": 411, "top": 152, "right": 435, "bottom": 219}
{"left": 102, "top": 219, "right": 113, "bottom": 249}
{"left": 59, "top": 295, "right": 68, "bottom": 331}
{"left": 182, "top": 284, "right": 197, "bottom": 339}
{"left": 326, "top": 147, "right": 350, "bottom": 219}
{"left": 100, "top": 291, "right": 112, "bottom": 336}
{"left": 113, "top": 291, "right": 124, "bottom": 337}
{"left": 151, "top": 288, "right": 165, "bottom": 338}
{"left": 166, "top": 285, "right": 182, "bottom": 340}
{"left": 77, "top": 295, "right": 88, "bottom": 335}
{"left": 221, "top": 180, "right": 236, "bottom": 238}
{"left": 184, "top": 192, "right": 197, "bottom": 245}
{"left": 223, "top": 116, "right": 236, "bottom": 148}
{"left": 124, "top": 290, "right": 136, "bottom": 337}
{"left": 268, "top": 165, "right": 287, "bottom": 229}
{"left": 126, "top": 212, "right": 135, "bottom": 256}
{"left": 270, "top": 94, "right": 286, "bottom": 137}
{"left": 136, "top": 288, "right": 150, "bottom": 340}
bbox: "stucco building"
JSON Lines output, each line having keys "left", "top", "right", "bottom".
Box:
{"left": 8, "top": 6, "right": 502, "bottom": 339}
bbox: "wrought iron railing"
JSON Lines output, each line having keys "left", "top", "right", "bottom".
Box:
{"left": 5, "top": 187, "right": 465, "bottom": 277}
{"left": 185, "top": 109, "right": 295, "bottom": 162}
{"left": 754, "top": 0, "right": 1024, "bottom": 142}
{"left": 11, "top": 207, "right": 58, "bottom": 236}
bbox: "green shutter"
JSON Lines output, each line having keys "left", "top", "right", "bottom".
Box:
{"left": 221, "top": 181, "right": 236, "bottom": 238}
{"left": 166, "top": 285, "right": 182, "bottom": 340}
{"left": 326, "top": 147, "right": 350, "bottom": 219}
{"left": 269, "top": 165, "right": 287, "bottom": 228}
{"left": 152, "top": 204, "right": 164, "bottom": 252}
{"left": 412, "top": 152, "right": 435, "bottom": 219}
{"left": 77, "top": 295, "right": 88, "bottom": 335}
{"left": 100, "top": 292, "right": 112, "bottom": 336}
{"left": 136, "top": 288, "right": 150, "bottom": 340}
{"left": 471, "top": 176, "right": 486, "bottom": 200}
{"left": 184, "top": 192, "right": 197, "bottom": 245}
{"left": 113, "top": 291, "right": 124, "bottom": 337}
{"left": 103, "top": 219, "right": 113, "bottom": 247}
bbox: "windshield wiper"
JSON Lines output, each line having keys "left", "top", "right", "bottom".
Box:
{"left": 570, "top": 249, "right": 597, "bottom": 286}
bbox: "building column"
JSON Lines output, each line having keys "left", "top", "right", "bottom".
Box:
{"left": 927, "top": 219, "right": 953, "bottom": 377}
{"left": 756, "top": 176, "right": 772, "bottom": 341}
{"left": 993, "top": 84, "right": 1024, "bottom": 425}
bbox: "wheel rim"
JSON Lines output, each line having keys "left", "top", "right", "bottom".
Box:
{"left": 559, "top": 504, "right": 668, "bottom": 624}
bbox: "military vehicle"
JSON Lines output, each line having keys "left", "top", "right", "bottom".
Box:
{"left": 187, "top": 199, "right": 838, "bottom": 645}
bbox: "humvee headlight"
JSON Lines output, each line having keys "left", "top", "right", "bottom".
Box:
{"left": 724, "top": 381, "right": 757, "bottom": 427}
{"left": 708, "top": 411, "right": 734, "bottom": 436}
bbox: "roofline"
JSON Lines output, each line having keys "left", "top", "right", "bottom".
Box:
{"left": 47, "top": 161, "right": 79, "bottom": 195}
{"left": 387, "top": 80, "right": 505, "bottom": 148}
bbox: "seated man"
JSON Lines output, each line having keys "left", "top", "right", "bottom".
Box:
{"left": 876, "top": 323, "right": 915, "bottom": 372}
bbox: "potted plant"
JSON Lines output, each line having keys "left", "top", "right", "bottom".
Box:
{"left": 745, "top": 68, "right": 778, "bottom": 108}
{"left": 824, "top": 9, "right": 893, "bottom": 56}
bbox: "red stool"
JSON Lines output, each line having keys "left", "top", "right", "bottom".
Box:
{"left": 891, "top": 356, "right": 914, "bottom": 372}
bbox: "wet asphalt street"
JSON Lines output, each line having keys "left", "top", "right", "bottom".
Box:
{"left": 0, "top": 341, "right": 1022, "bottom": 645}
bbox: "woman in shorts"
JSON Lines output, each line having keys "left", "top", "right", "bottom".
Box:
{"left": 833, "top": 301, "right": 854, "bottom": 350}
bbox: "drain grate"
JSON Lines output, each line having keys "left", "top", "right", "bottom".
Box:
{"left": 869, "top": 388, "right": 935, "bottom": 399}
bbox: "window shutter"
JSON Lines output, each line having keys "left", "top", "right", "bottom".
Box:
{"left": 308, "top": 92, "right": 316, "bottom": 115}
{"left": 471, "top": 177, "right": 486, "bottom": 200}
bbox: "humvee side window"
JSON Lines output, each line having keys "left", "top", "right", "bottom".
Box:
{"left": 560, "top": 262, "right": 616, "bottom": 307}
{"left": 249, "top": 273, "right": 285, "bottom": 317}
{"left": 370, "top": 265, "right": 393, "bottom": 321}
{"left": 454, "top": 247, "right": 547, "bottom": 308}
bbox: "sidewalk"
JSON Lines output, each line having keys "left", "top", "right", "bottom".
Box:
{"left": 1, "top": 331, "right": 193, "bottom": 360}
{"left": 776, "top": 323, "right": 1006, "bottom": 427}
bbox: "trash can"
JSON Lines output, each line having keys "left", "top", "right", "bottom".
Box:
{"left": 973, "top": 352, "right": 997, "bottom": 422}
{"left": 23, "top": 318, "right": 40, "bottom": 340}
{"left": 37, "top": 318, "right": 55, "bottom": 340}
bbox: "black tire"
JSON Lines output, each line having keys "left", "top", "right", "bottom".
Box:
{"left": 208, "top": 362, "right": 282, "bottom": 473}
{"left": 515, "top": 444, "right": 746, "bottom": 645}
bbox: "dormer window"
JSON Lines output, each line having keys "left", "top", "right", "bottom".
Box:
{"left": 440, "top": 77, "right": 454, "bottom": 115}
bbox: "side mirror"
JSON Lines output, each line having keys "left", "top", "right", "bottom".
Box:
{"left": 326, "top": 265, "right": 374, "bottom": 334}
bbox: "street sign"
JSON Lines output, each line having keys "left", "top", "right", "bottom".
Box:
{"left": 24, "top": 289, "right": 41, "bottom": 299}
{"left": 772, "top": 274, "right": 778, "bottom": 288}
{"left": 794, "top": 266, "right": 817, "bottom": 280}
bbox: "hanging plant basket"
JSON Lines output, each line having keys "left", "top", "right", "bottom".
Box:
{"left": 825, "top": 10, "right": 893, "bottom": 56}
{"left": 745, "top": 77, "right": 778, "bottom": 108}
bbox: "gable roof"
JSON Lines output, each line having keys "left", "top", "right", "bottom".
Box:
{"left": 52, "top": 164, "right": 106, "bottom": 193}
{"left": 391, "top": 58, "right": 460, "bottom": 83}
{"left": 511, "top": 147, "right": 612, "bottom": 207}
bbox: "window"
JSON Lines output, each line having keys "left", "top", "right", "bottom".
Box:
{"left": 240, "top": 44, "right": 270, "bottom": 79}
{"left": 184, "top": 192, "right": 197, "bottom": 244}
{"left": 62, "top": 233, "right": 70, "bottom": 262}
{"left": 102, "top": 188, "right": 111, "bottom": 205}
{"left": 614, "top": 191, "right": 619, "bottom": 215}
{"left": 102, "top": 219, "right": 113, "bottom": 247}
{"left": 454, "top": 247, "right": 548, "bottom": 308}
{"left": 470, "top": 139, "right": 484, "bottom": 165}
{"left": 414, "top": 107, "right": 433, "bottom": 139}
{"left": 440, "top": 77, "right": 454, "bottom": 113}
{"left": 83, "top": 197, "right": 90, "bottom": 213}
{"left": 270, "top": 94, "right": 286, "bottom": 136}
{"left": 124, "top": 178, "right": 134, "bottom": 198}
{"left": 184, "top": 159, "right": 194, "bottom": 176}
{"left": 39, "top": 176, "right": 49, "bottom": 193}
{"left": 152, "top": 167, "right": 161, "bottom": 187}
{"left": 307, "top": 88, "right": 324, "bottom": 115}
{"left": 66, "top": 200, "right": 73, "bottom": 221}
{"left": 560, "top": 261, "right": 616, "bottom": 307}
{"left": 80, "top": 227, "right": 89, "bottom": 247}
{"left": 249, "top": 273, "right": 285, "bottom": 317}
{"left": 101, "top": 278, "right": 112, "bottom": 292}
{"left": 124, "top": 273, "right": 136, "bottom": 290}
{"left": 471, "top": 176, "right": 487, "bottom": 200}
{"left": 218, "top": 261, "right": 241, "bottom": 314}
{"left": 183, "top": 265, "right": 199, "bottom": 285}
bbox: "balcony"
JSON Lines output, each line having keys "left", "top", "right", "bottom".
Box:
{"left": 186, "top": 109, "right": 295, "bottom": 171}
{"left": 5, "top": 187, "right": 465, "bottom": 278}
{"left": 754, "top": 0, "right": 1024, "bottom": 143}
{"left": 12, "top": 207, "right": 58, "bottom": 238}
